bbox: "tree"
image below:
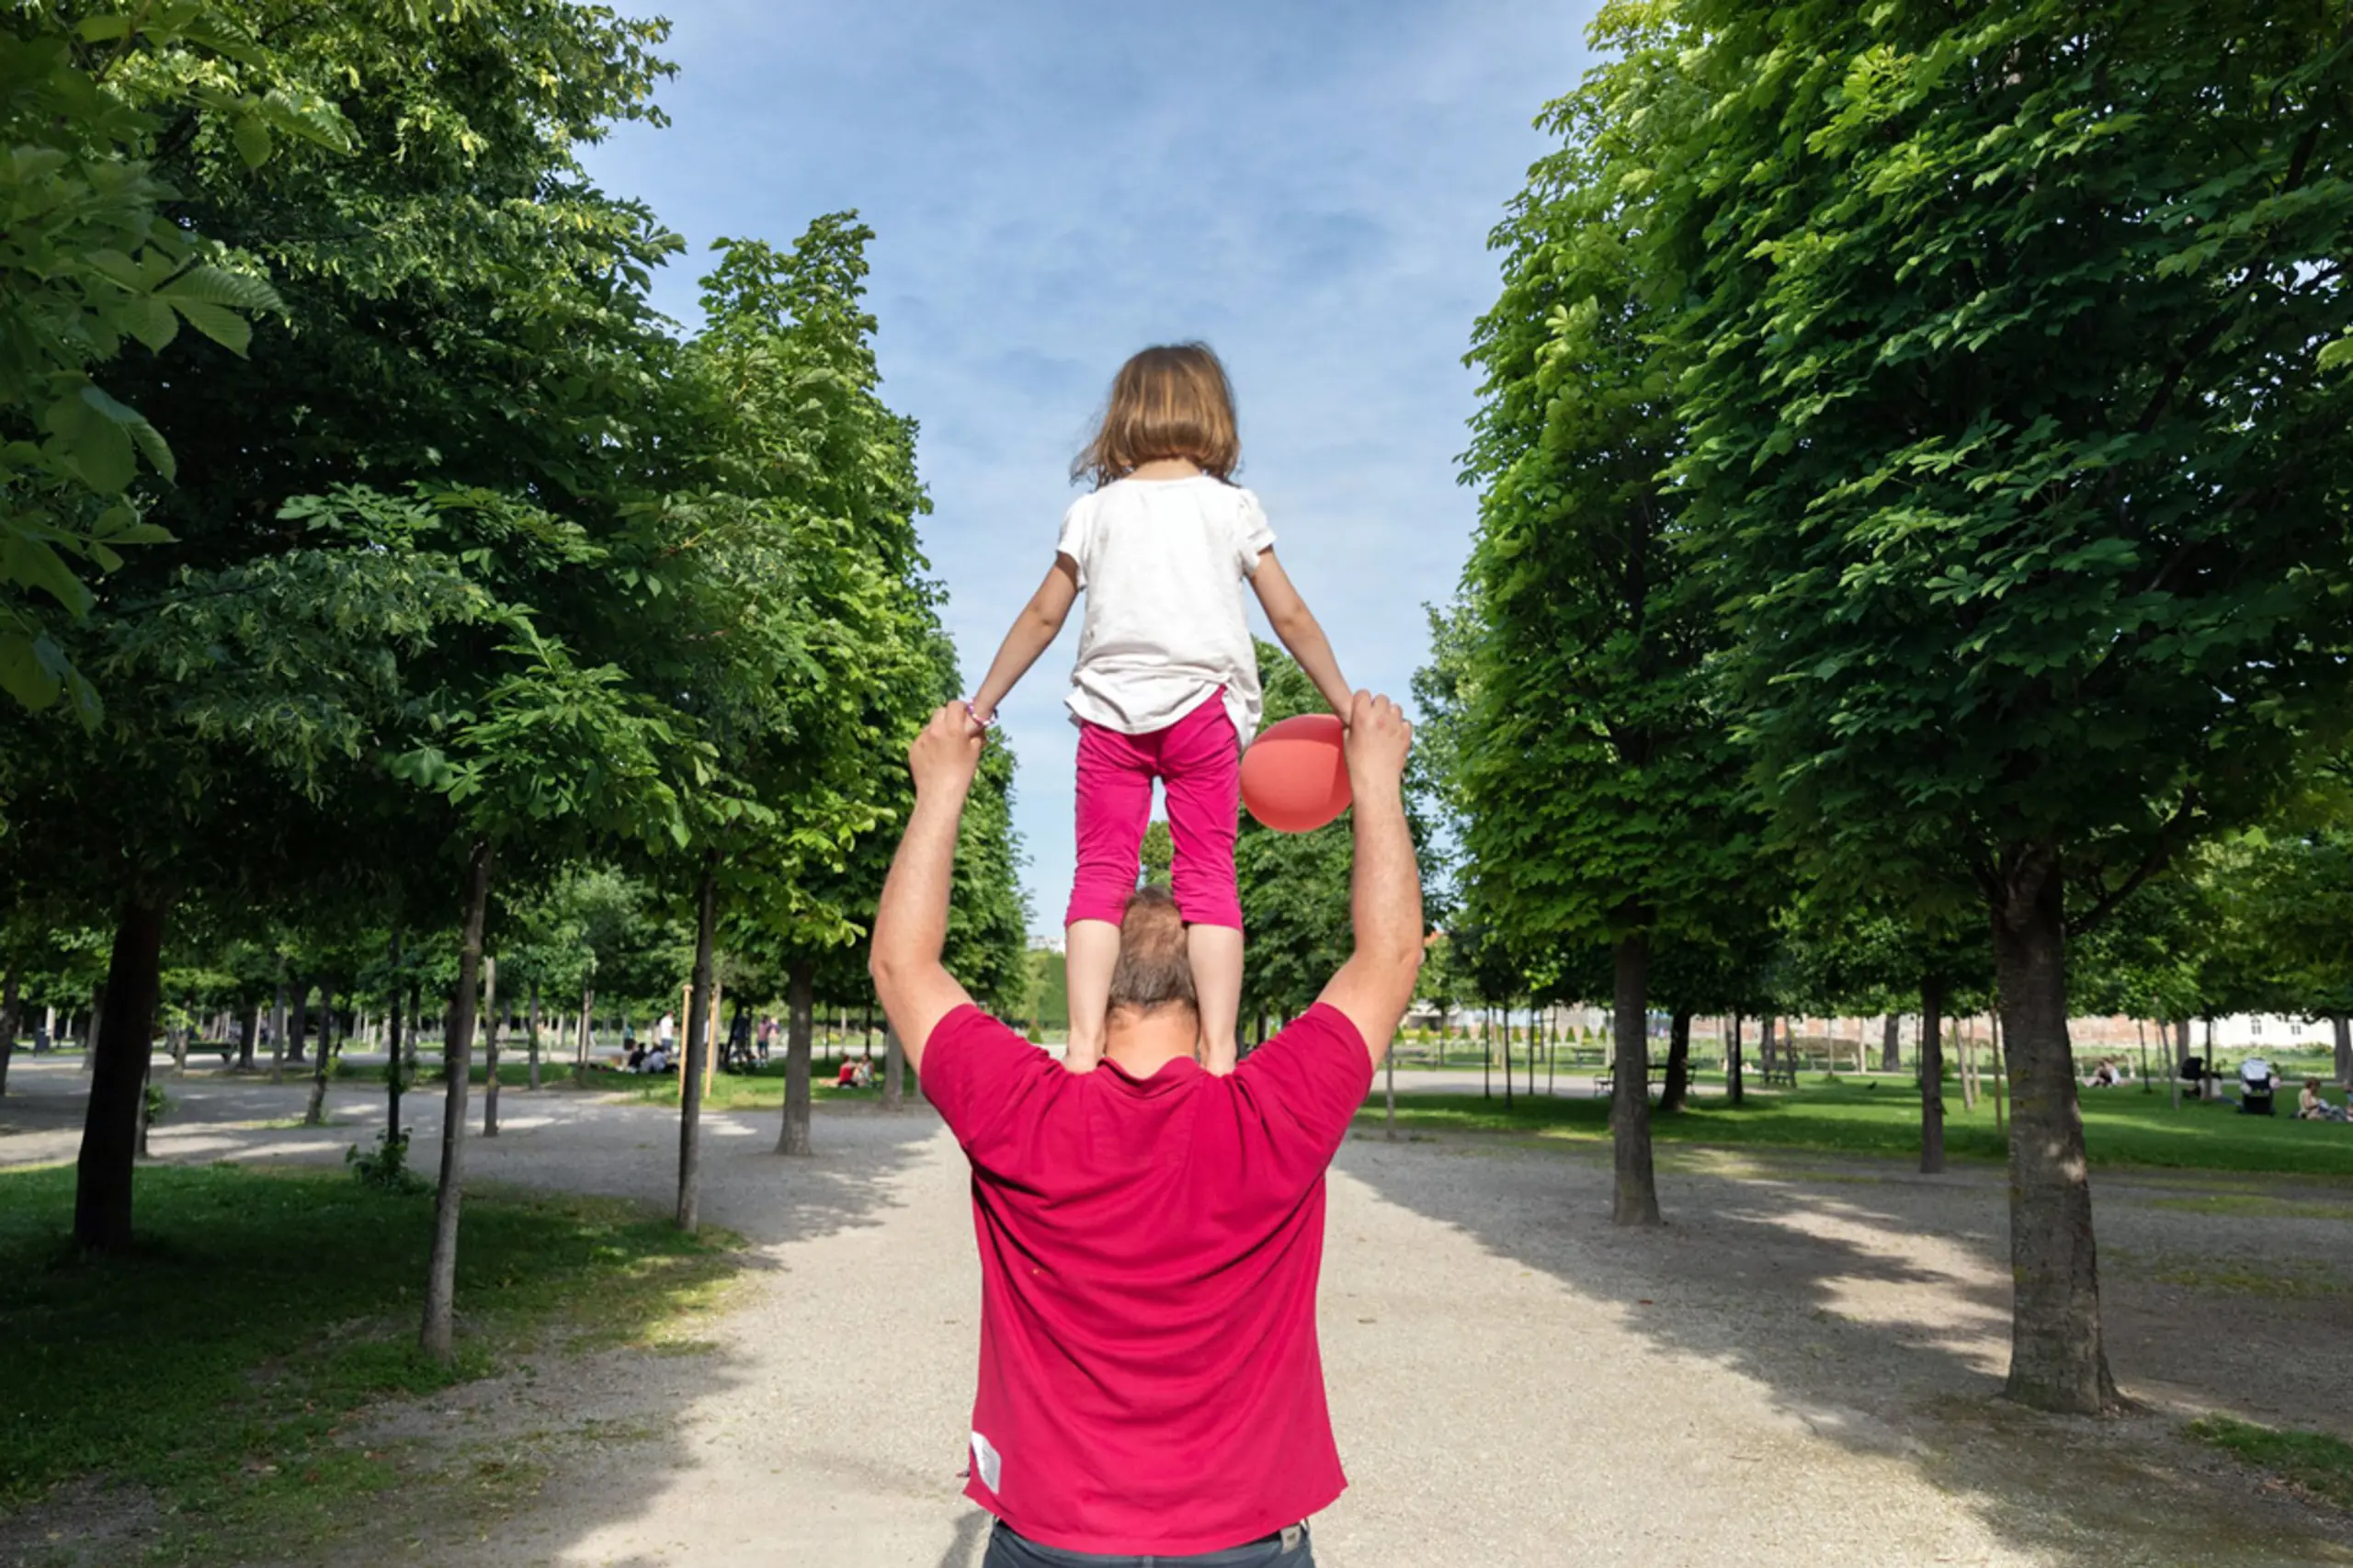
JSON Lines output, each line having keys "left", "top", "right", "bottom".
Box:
{"left": 25, "top": 0, "right": 685, "bottom": 1256}
{"left": 2223, "top": 767, "right": 2353, "bottom": 1084}
{"left": 395, "top": 623, "right": 695, "bottom": 1359}
{"left": 1455, "top": 6, "right": 1763, "bottom": 1225}
{"left": 663, "top": 220, "right": 969, "bottom": 1163}
{"left": 1660, "top": 0, "right": 2353, "bottom": 1411}
{"left": 0, "top": 5, "right": 335, "bottom": 714}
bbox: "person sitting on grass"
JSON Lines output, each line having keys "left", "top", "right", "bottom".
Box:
{"left": 869, "top": 693, "right": 1421, "bottom": 1567}
{"left": 2298, "top": 1079, "right": 2347, "bottom": 1122}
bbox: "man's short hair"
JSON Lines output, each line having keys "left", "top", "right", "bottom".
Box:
{"left": 1107, "top": 886, "right": 1197, "bottom": 1017}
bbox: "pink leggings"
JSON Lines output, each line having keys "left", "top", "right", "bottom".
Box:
{"left": 1065, "top": 694, "right": 1243, "bottom": 931}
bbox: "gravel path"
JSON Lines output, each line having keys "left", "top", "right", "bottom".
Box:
{"left": 6, "top": 1058, "right": 2352, "bottom": 1567}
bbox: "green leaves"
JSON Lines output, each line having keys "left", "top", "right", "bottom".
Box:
{"left": 1655, "top": 0, "right": 2353, "bottom": 906}
{"left": 0, "top": 6, "right": 320, "bottom": 718}
{"left": 1446, "top": 1, "right": 1768, "bottom": 971}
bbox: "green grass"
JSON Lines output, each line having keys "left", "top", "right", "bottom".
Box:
{"left": 2188, "top": 1417, "right": 2353, "bottom": 1510}
{"left": 267, "top": 1055, "right": 880, "bottom": 1100}
{"left": 1361, "top": 1077, "right": 2353, "bottom": 1176}
{"left": 0, "top": 1162, "right": 743, "bottom": 1550}
{"left": 588, "top": 1054, "right": 905, "bottom": 1109}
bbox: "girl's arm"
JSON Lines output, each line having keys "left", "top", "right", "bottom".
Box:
{"left": 970, "top": 556, "right": 1081, "bottom": 724}
{"left": 1248, "top": 550, "right": 1352, "bottom": 717}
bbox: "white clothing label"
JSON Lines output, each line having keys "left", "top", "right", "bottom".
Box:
{"left": 1055, "top": 475, "right": 1273, "bottom": 741}
{"left": 970, "top": 1428, "right": 1003, "bottom": 1493}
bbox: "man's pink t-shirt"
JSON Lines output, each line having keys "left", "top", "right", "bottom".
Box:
{"left": 921, "top": 1002, "right": 1373, "bottom": 1556}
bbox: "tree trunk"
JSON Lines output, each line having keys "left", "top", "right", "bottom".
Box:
{"left": 1919, "top": 975, "right": 1947, "bottom": 1175}
{"left": 0, "top": 965, "right": 18, "bottom": 1096}
{"left": 268, "top": 968, "right": 288, "bottom": 1085}
{"left": 1657, "top": 1008, "right": 1692, "bottom": 1113}
{"left": 1609, "top": 934, "right": 1662, "bottom": 1226}
{"left": 1726, "top": 1014, "right": 1745, "bottom": 1108}
{"left": 1991, "top": 1006, "right": 2007, "bottom": 1134}
{"left": 74, "top": 898, "right": 166, "bottom": 1254}
{"left": 778, "top": 959, "right": 815, "bottom": 1155}
{"left": 1881, "top": 1013, "right": 1901, "bottom": 1074}
{"left": 136, "top": 1043, "right": 156, "bottom": 1158}
{"left": 1988, "top": 846, "right": 2117, "bottom": 1415}
{"left": 1482, "top": 1006, "right": 1491, "bottom": 1099}
{"left": 1759, "top": 1014, "right": 1777, "bottom": 1084}
{"left": 574, "top": 986, "right": 595, "bottom": 1085}
{"left": 303, "top": 982, "right": 335, "bottom": 1127}
{"left": 2171, "top": 1017, "right": 2187, "bottom": 1108}
{"left": 404, "top": 980, "right": 420, "bottom": 1075}
{"left": 386, "top": 940, "right": 405, "bottom": 1144}
{"left": 1958, "top": 1017, "right": 1978, "bottom": 1111}
{"left": 676, "top": 856, "right": 719, "bottom": 1233}
{"left": 288, "top": 980, "right": 310, "bottom": 1074}
{"left": 285, "top": 982, "right": 306, "bottom": 1064}
{"left": 422, "top": 836, "right": 494, "bottom": 1364}
{"left": 527, "top": 980, "right": 542, "bottom": 1090}
{"left": 883, "top": 1021, "right": 904, "bottom": 1109}
{"left": 481, "top": 955, "right": 501, "bottom": 1139}
{"left": 1502, "top": 1003, "right": 1514, "bottom": 1110}
{"left": 2334, "top": 1015, "right": 2350, "bottom": 1090}
{"left": 236, "top": 1002, "right": 257, "bottom": 1072}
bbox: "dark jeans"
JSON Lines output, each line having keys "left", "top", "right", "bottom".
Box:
{"left": 984, "top": 1519, "right": 1313, "bottom": 1568}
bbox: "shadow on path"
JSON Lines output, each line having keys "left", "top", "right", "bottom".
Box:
{"left": 1337, "top": 1130, "right": 2353, "bottom": 1568}
{"left": 0, "top": 1058, "right": 962, "bottom": 1568}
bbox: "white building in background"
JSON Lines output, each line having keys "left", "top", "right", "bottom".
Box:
{"left": 2182, "top": 1014, "right": 2344, "bottom": 1052}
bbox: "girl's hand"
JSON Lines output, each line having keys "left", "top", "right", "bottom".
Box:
{"left": 966, "top": 699, "right": 995, "bottom": 729}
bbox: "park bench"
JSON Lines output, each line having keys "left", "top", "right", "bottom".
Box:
{"left": 1594, "top": 1064, "right": 1665, "bottom": 1097}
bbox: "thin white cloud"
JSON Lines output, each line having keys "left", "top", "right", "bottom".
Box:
{"left": 584, "top": 0, "right": 1599, "bottom": 937}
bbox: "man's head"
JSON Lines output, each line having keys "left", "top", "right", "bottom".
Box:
{"left": 1106, "top": 886, "right": 1197, "bottom": 1025}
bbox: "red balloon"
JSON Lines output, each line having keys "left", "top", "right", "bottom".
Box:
{"left": 1241, "top": 713, "right": 1351, "bottom": 833}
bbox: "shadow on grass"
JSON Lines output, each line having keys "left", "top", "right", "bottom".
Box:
{"left": 0, "top": 1083, "right": 949, "bottom": 1566}
{"left": 1336, "top": 1127, "right": 2353, "bottom": 1567}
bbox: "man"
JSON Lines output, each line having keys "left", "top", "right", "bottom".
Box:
{"left": 870, "top": 690, "right": 1423, "bottom": 1567}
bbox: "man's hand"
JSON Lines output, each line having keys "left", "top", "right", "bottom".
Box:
{"left": 910, "top": 702, "right": 987, "bottom": 797}
{"left": 873, "top": 704, "right": 987, "bottom": 1073}
{"left": 1310, "top": 690, "right": 1422, "bottom": 1069}
{"left": 1343, "top": 690, "right": 1412, "bottom": 795}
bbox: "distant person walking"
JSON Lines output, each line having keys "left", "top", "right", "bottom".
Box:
{"left": 870, "top": 693, "right": 1422, "bottom": 1564}
{"left": 965, "top": 344, "right": 1353, "bottom": 1074}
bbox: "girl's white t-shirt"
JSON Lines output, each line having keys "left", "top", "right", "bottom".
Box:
{"left": 1055, "top": 474, "right": 1274, "bottom": 740}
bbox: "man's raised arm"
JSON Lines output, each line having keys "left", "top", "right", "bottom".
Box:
{"left": 1313, "top": 691, "right": 1424, "bottom": 1067}
{"left": 868, "top": 704, "right": 988, "bottom": 1073}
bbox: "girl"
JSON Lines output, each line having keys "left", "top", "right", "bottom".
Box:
{"left": 968, "top": 344, "right": 1352, "bottom": 1074}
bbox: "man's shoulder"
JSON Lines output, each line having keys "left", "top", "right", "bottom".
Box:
{"left": 925, "top": 1005, "right": 1059, "bottom": 1118}
{"left": 931, "top": 1004, "right": 1040, "bottom": 1058}
{"left": 1237, "top": 1005, "right": 1369, "bottom": 1081}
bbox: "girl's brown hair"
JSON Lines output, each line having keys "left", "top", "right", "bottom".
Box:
{"left": 1072, "top": 343, "right": 1240, "bottom": 488}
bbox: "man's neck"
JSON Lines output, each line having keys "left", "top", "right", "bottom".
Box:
{"left": 1101, "top": 1008, "right": 1201, "bottom": 1078}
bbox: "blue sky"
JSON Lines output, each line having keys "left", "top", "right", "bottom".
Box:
{"left": 581, "top": 1, "right": 1598, "bottom": 939}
